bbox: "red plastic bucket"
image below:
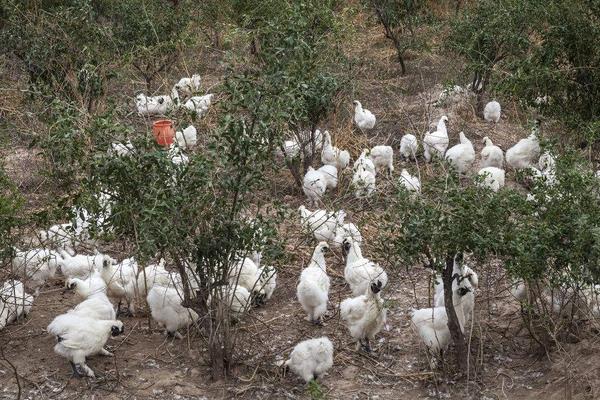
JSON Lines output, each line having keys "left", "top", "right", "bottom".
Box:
{"left": 152, "top": 119, "right": 175, "bottom": 147}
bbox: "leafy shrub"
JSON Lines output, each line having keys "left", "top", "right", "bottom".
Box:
{"left": 97, "top": 0, "right": 194, "bottom": 90}
{"left": 1, "top": 0, "right": 113, "bottom": 112}
{"left": 503, "top": 153, "right": 600, "bottom": 345}
{"left": 0, "top": 167, "right": 23, "bottom": 263}
{"left": 74, "top": 68, "right": 283, "bottom": 377}
{"left": 239, "top": 0, "right": 346, "bottom": 185}
{"left": 498, "top": 1, "right": 600, "bottom": 142}
{"left": 448, "top": 0, "right": 600, "bottom": 142}
{"left": 380, "top": 152, "right": 600, "bottom": 366}
{"left": 379, "top": 165, "right": 522, "bottom": 369}
{"left": 36, "top": 101, "right": 131, "bottom": 187}
{"left": 446, "top": 0, "right": 534, "bottom": 102}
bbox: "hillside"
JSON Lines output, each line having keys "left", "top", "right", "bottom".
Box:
{"left": 1, "top": 1, "right": 599, "bottom": 400}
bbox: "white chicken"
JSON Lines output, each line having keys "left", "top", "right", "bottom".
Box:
{"left": 167, "top": 144, "right": 190, "bottom": 166}
{"left": 173, "top": 74, "right": 201, "bottom": 97}
{"left": 146, "top": 285, "right": 199, "bottom": 339}
{"left": 47, "top": 314, "right": 124, "bottom": 377}
{"left": 229, "top": 257, "right": 260, "bottom": 294}
{"left": 340, "top": 280, "right": 387, "bottom": 352}
{"left": 11, "top": 248, "right": 62, "bottom": 295}
{"left": 352, "top": 165, "right": 376, "bottom": 199}
{"left": 298, "top": 205, "right": 345, "bottom": 243}
{"left": 40, "top": 223, "right": 86, "bottom": 253}
{"left": 370, "top": 145, "right": 394, "bottom": 176}
{"left": 184, "top": 93, "right": 214, "bottom": 116}
{"left": 342, "top": 237, "right": 388, "bottom": 296}
{"left": 398, "top": 169, "right": 421, "bottom": 194}
{"left": 66, "top": 272, "right": 108, "bottom": 300}
{"left": 477, "top": 167, "right": 505, "bottom": 192}
{"left": 353, "top": 100, "right": 376, "bottom": 131}
{"left": 276, "top": 129, "right": 324, "bottom": 160}
{"left": 135, "top": 88, "right": 179, "bottom": 116}
{"left": 483, "top": 100, "right": 501, "bottom": 123}
{"left": 436, "top": 85, "right": 466, "bottom": 106}
{"left": 58, "top": 250, "right": 116, "bottom": 281}
{"left": 227, "top": 284, "right": 251, "bottom": 320}
{"left": 109, "top": 141, "right": 134, "bottom": 157}
{"left": 480, "top": 136, "right": 504, "bottom": 169}
{"left": 302, "top": 166, "right": 338, "bottom": 206}
{"left": 255, "top": 265, "right": 277, "bottom": 304}
{"left": 321, "top": 131, "right": 350, "bottom": 170}
{"left": 297, "top": 242, "right": 330, "bottom": 324}
{"left": 332, "top": 222, "right": 363, "bottom": 248}
{"left": 99, "top": 256, "right": 138, "bottom": 315}
{"left": 399, "top": 134, "right": 418, "bottom": 160}
{"left": 505, "top": 121, "right": 541, "bottom": 170}
{"left": 353, "top": 149, "right": 376, "bottom": 176}
{"left": 445, "top": 131, "right": 475, "bottom": 174}
{"left": 66, "top": 274, "right": 115, "bottom": 321}
{"left": 136, "top": 259, "right": 181, "bottom": 297}
{"left": 303, "top": 167, "right": 326, "bottom": 207}
{"left": 277, "top": 139, "right": 301, "bottom": 159}
{"left": 411, "top": 276, "right": 474, "bottom": 368}
{"left": 69, "top": 193, "right": 113, "bottom": 240}
{"left": 0, "top": 280, "right": 33, "bottom": 331}
{"left": 284, "top": 337, "right": 334, "bottom": 383}
{"left": 317, "top": 165, "right": 338, "bottom": 190}
{"left": 433, "top": 257, "right": 478, "bottom": 323}
{"left": 423, "top": 116, "right": 449, "bottom": 162}
{"left": 175, "top": 125, "right": 197, "bottom": 149}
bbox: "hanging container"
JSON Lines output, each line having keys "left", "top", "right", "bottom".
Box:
{"left": 152, "top": 119, "right": 175, "bottom": 147}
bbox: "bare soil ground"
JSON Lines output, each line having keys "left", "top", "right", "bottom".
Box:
{"left": 1, "top": 9, "right": 599, "bottom": 400}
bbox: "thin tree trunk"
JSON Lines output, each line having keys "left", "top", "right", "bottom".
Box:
{"left": 394, "top": 42, "right": 407, "bottom": 75}
{"left": 374, "top": 7, "right": 407, "bottom": 75}
{"left": 287, "top": 160, "right": 304, "bottom": 188}
{"left": 213, "top": 29, "right": 222, "bottom": 49}
{"left": 250, "top": 37, "right": 260, "bottom": 55}
{"left": 476, "top": 69, "right": 492, "bottom": 114}
{"left": 144, "top": 74, "right": 152, "bottom": 92}
{"left": 175, "top": 252, "right": 229, "bottom": 379}
{"left": 442, "top": 253, "right": 468, "bottom": 371}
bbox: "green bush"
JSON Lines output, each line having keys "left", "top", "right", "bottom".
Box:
{"left": 379, "top": 165, "right": 523, "bottom": 368}
{"left": 74, "top": 67, "right": 283, "bottom": 377}
{"left": 447, "top": 0, "right": 534, "bottom": 99}
{"left": 448, "top": 0, "right": 600, "bottom": 142}
{"left": 499, "top": 1, "right": 600, "bottom": 142}
{"left": 0, "top": 167, "right": 23, "bottom": 263}
{"left": 1, "top": 0, "right": 113, "bottom": 112}
{"left": 1, "top": 0, "right": 194, "bottom": 105}
{"left": 505, "top": 153, "right": 600, "bottom": 284}
{"left": 242, "top": 0, "right": 346, "bottom": 185}
{"left": 97, "top": 0, "right": 194, "bottom": 90}
{"left": 380, "top": 152, "right": 600, "bottom": 366}
{"left": 36, "top": 101, "right": 132, "bottom": 187}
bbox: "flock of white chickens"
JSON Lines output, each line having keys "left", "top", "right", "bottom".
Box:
{"left": 302, "top": 98, "right": 553, "bottom": 215}
{"left": 279, "top": 94, "right": 583, "bottom": 382}
{"left": 2, "top": 73, "right": 598, "bottom": 387}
